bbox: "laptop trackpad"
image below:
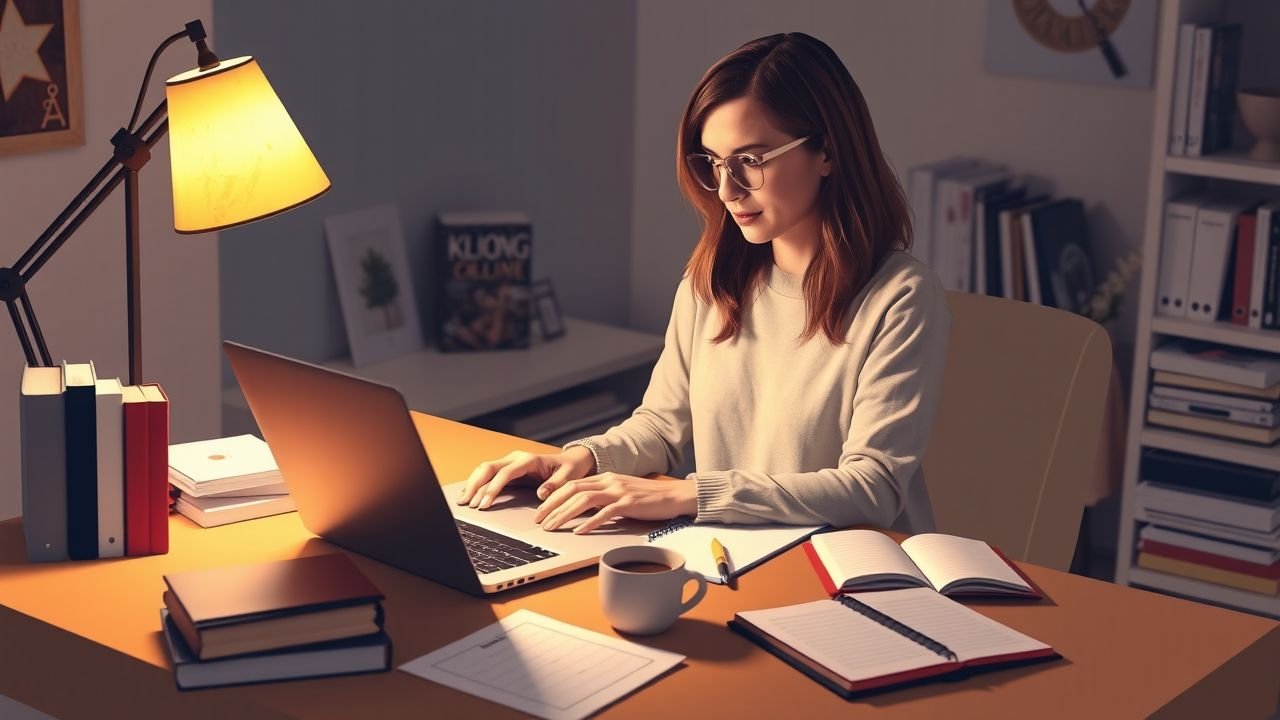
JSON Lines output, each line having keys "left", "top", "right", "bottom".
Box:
{"left": 443, "top": 481, "right": 655, "bottom": 536}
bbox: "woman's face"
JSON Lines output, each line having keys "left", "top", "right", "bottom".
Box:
{"left": 698, "top": 96, "right": 829, "bottom": 247}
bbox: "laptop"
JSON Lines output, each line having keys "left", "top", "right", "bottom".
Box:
{"left": 223, "top": 341, "right": 650, "bottom": 595}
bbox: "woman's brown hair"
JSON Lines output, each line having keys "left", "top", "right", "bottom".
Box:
{"left": 677, "top": 32, "right": 912, "bottom": 345}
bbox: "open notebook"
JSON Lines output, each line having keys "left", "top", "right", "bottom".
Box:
{"left": 805, "top": 530, "right": 1042, "bottom": 598}
{"left": 646, "top": 517, "right": 823, "bottom": 584}
{"left": 730, "top": 587, "right": 1059, "bottom": 698}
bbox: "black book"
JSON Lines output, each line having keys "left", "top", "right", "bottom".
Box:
{"left": 62, "top": 361, "right": 98, "bottom": 561}
{"left": 1025, "top": 199, "right": 1094, "bottom": 313}
{"left": 1267, "top": 212, "right": 1280, "bottom": 329}
{"left": 1140, "top": 447, "right": 1280, "bottom": 502}
{"left": 1202, "top": 24, "right": 1243, "bottom": 155}
{"left": 160, "top": 609, "right": 391, "bottom": 691}
{"left": 434, "top": 212, "right": 533, "bottom": 353}
{"left": 979, "top": 186, "right": 1029, "bottom": 299}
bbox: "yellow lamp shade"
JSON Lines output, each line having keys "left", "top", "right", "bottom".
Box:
{"left": 165, "top": 56, "right": 330, "bottom": 234}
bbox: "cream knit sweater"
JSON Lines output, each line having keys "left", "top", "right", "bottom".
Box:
{"left": 566, "top": 250, "right": 952, "bottom": 532}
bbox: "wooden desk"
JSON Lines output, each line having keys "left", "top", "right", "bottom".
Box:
{"left": 1, "top": 413, "right": 1278, "bottom": 719}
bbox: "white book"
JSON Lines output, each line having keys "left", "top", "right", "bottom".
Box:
{"left": 20, "top": 366, "right": 68, "bottom": 562}
{"left": 1142, "top": 509, "right": 1280, "bottom": 551}
{"left": 1187, "top": 196, "right": 1256, "bottom": 323}
{"left": 1250, "top": 205, "right": 1274, "bottom": 328}
{"left": 1150, "top": 339, "right": 1280, "bottom": 389}
{"left": 174, "top": 494, "right": 296, "bottom": 528}
{"left": 1150, "top": 384, "right": 1279, "bottom": 413}
{"left": 934, "top": 167, "right": 1009, "bottom": 292}
{"left": 1185, "top": 25, "right": 1213, "bottom": 156}
{"left": 1168, "top": 23, "right": 1199, "bottom": 156}
{"left": 907, "top": 156, "right": 977, "bottom": 268}
{"left": 1147, "top": 394, "right": 1278, "bottom": 427}
{"left": 94, "top": 378, "right": 124, "bottom": 558}
{"left": 167, "top": 434, "right": 281, "bottom": 497}
{"left": 1020, "top": 212, "right": 1042, "bottom": 305}
{"left": 1156, "top": 196, "right": 1202, "bottom": 317}
{"left": 1140, "top": 525, "right": 1280, "bottom": 566}
{"left": 1135, "top": 482, "right": 1280, "bottom": 533}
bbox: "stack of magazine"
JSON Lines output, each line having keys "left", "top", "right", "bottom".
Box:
{"left": 1147, "top": 339, "right": 1280, "bottom": 445}
{"left": 168, "top": 434, "right": 294, "bottom": 527}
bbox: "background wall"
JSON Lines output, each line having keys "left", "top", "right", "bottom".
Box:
{"left": 630, "top": 0, "right": 1154, "bottom": 389}
{"left": 212, "top": 0, "right": 637, "bottom": 385}
{"left": 0, "top": 0, "right": 220, "bottom": 521}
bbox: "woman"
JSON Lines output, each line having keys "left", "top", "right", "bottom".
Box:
{"left": 457, "top": 32, "right": 951, "bottom": 535}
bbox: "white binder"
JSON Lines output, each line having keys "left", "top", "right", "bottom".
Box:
{"left": 1187, "top": 196, "right": 1257, "bottom": 323}
{"left": 1250, "top": 204, "right": 1275, "bottom": 329}
{"left": 1156, "top": 196, "right": 1202, "bottom": 318}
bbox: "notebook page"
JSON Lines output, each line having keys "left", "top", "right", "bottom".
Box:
{"left": 650, "top": 522, "right": 821, "bottom": 583}
{"left": 399, "top": 610, "right": 685, "bottom": 720}
{"left": 900, "top": 534, "right": 1030, "bottom": 594}
{"left": 855, "top": 588, "right": 1050, "bottom": 663}
{"left": 810, "top": 529, "right": 929, "bottom": 590}
{"left": 736, "top": 599, "right": 946, "bottom": 683}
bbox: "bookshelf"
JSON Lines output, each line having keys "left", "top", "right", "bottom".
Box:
{"left": 1117, "top": 0, "right": 1280, "bottom": 617}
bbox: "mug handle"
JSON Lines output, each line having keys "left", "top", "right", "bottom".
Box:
{"left": 678, "top": 570, "right": 708, "bottom": 615}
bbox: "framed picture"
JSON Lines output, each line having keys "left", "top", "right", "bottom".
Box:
{"left": 0, "top": 0, "right": 84, "bottom": 157}
{"left": 324, "top": 204, "right": 424, "bottom": 367}
{"left": 984, "top": 0, "right": 1156, "bottom": 89}
{"left": 531, "top": 278, "right": 566, "bottom": 341}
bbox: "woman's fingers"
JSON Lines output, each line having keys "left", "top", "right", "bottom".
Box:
{"left": 572, "top": 501, "right": 627, "bottom": 534}
{"left": 536, "top": 464, "right": 576, "bottom": 501}
{"left": 473, "top": 457, "right": 539, "bottom": 509}
{"left": 541, "top": 491, "right": 610, "bottom": 532}
{"left": 535, "top": 478, "right": 606, "bottom": 524}
{"left": 457, "top": 459, "right": 507, "bottom": 505}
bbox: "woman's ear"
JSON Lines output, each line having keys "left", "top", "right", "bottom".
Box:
{"left": 819, "top": 142, "right": 832, "bottom": 177}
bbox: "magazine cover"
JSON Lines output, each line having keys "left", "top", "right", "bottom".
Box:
{"left": 435, "top": 212, "right": 532, "bottom": 352}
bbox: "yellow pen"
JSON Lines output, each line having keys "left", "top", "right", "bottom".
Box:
{"left": 711, "top": 537, "right": 731, "bottom": 585}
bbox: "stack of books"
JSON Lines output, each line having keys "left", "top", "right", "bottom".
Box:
{"left": 1168, "top": 22, "right": 1242, "bottom": 157}
{"left": 168, "top": 434, "right": 294, "bottom": 527}
{"left": 160, "top": 553, "right": 391, "bottom": 689}
{"left": 1134, "top": 448, "right": 1280, "bottom": 597}
{"left": 906, "top": 156, "right": 1094, "bottom": 313}
{"left": 1147, "top": 340, "right": 1280, "bottom": 445}
{"left": 19, "top": 362, "right": 170, "bottom": 562}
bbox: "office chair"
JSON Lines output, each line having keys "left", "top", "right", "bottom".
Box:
{"left": 921, "top": 291, "right": 1113, "bottom": 571}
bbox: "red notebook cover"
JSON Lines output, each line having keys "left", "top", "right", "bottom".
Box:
{"left": 803, "top": 540, "right": 1044, "bottom": 600}
{"left": 1140, "top": 539, "right": 1280, "bottom": 579}
{"left": 122, "top": 387, "right": 150, "bottom": 556}
{"left": 142, "top": 384, "right": 169, "bottom": 555}
{"left": 1233, "top": 212, "right": 1257, "bottom": 326}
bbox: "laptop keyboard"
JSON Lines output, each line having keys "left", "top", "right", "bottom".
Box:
{"left": 455, "top": 519, "right": 559, "bottom": 575}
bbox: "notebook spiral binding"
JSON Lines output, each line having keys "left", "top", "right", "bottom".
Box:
{"left": 836, "top": 595, "right": 958, "bottom": 662}
{"left": 646, "top": 516, "right": 695, "bottom": 541}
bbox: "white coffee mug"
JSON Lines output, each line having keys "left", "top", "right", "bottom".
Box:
{"left": 599, "top": 545, "right": 707, "bottom": 635}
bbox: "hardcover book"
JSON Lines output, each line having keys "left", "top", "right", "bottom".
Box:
{"left": 20, "top": 366, "right": 68, "bottom": 562}
{"left": 435, "top": 212, "right": 532, "bottom": 352}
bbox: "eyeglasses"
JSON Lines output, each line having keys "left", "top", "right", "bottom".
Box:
{"left": 685, "top": 135, "right": 814, "bottom": 192}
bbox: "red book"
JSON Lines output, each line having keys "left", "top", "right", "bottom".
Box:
{"left": 1140, "top": 539, "right": 1280, "bottom": 579}
{"left": 141, "top": 384, "right": 170, "bottom": 555}
{"left": 122, "top": 386, "right": 150, "bottom": 556}
{"left": 803, "top": 529, "right": 1043, "bottom": 600}
{"left": 1233, "top": 211, "right": 1257, "bottom": 325}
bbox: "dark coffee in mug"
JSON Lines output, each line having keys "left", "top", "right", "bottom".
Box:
{"left": 612, "top": 561, "right": 672, "bottom": 574}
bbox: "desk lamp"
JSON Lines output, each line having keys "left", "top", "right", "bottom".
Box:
{"left": 0, "top": 20, "right": 329, "bottom": 385}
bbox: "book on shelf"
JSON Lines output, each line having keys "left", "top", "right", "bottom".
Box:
{"left": 1167, "top": 22, "right": 1197, "bottom": 156}
{"left": 975, "top": 186, "right": 1029, "bottom": 298}
{"left": 728, "top": 587, "right": 1058, "bottom": 698}
{"left": 160, "top": 609, "right": 390, "bottom": 691}
{"left": 1187, "top": 195, "right": 1258, "bottom": 323}
{"left": 1142, "top": 508, "right": 1280, "bottom": 552}
{"left": 1139, "top": 524, "right": 1280, "bottom": 566}
{"left": 998, "top": 195, "right": 1050, "bottom": 302}
{"left": 1184, "top": 23, "right": 1211, "bottom": 156}
{"left": 803, "top": 529, "right": 1041, "bottom": 599}
{"left": 1200, "top": 23, "right": 1243, "bottom": 157}
{"left": 1137, "top": 552, "right": 1278, "bottom": 596}
{"left": 1155, "top": 194, "right": 1203, "bottom": 317}
{"left": 1150, "top": 383, "right": 1280, "bottom": 415}
{"left": 1146, "top": 408, "right": 1280, "bottom": 445}
{"left": 1139, "top": 447, "right": 1280, "bottom": 503}
{"left": 1248, "top": 204, "right": 1274, "bottom": 329}
{"left": 1020, "top": 198, "right": 1094, "bottom": 313}
{"left": 1231, "top": 209, "right": 1256, "bottom": 326}
{"left": 434, "top": 211, "right": 532, "bottom": 353}
{"left": 1140, "top": 538, "right": 1280, "bottom": 580}
{"left": 1149, "top": 340, "right": 1280, "bottom": 390}
{"left": 163, "top": 552, "right": 385, "bottom": 661}
{"left": 1147, "top": 392, "right": 1278, "bottom": 427}
{"left": 905, "top": 156, "right": 979, "bottom": 270}
{"left": 20, "top": 365, "right": 67, "bottom": 563}
{"left": 174, "top": 493, "right": 296, "bottom": 528}
{"left": 1135, "top": 481, "right": 1280, "bottom": 533}
{"left": 1152, "top": 370, "right": 1280, "bottom": 400}
{"left": 934, "top": 166, "right": 1011, "bottom": 293}
{"left": 167, "top": 434, "right": 282, "bottom": 497}
{"left": 94, "top": 377, "right": 125, "bottom": 558}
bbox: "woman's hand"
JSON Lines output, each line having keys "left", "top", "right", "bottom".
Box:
{"left": 533, "top": 473, "right": 698, "bottom": 534}
{"left": 456, "top": 446, "right": 596, "bottom": 509}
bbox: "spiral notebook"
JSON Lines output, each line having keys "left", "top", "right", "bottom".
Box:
{"left": 730, "top": 587, "right": 1058, "bottom": 698}
{"left": 646, "top": 517, "right": 823, "bottom": 584}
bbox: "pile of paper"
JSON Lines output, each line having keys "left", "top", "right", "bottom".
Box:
{"left": 168, "top": 434, "right": 294, "bottom": 528}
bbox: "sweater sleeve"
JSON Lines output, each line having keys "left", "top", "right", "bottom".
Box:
{"left": 692, "top": 273, "right": 952, "bottom": 528}
{"left": 563, "top": 279, "right": 696, "bottom": 476}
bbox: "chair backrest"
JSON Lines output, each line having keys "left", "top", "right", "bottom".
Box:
{"left": 922, "top": 292, "right": 1112, "bottom": 571}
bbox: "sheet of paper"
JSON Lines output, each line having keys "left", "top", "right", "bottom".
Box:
{"left": 399, "top": 609, "right": 686, "bottom": 720}
{"left": 854, "top": 587, "right": 1050, "bottom": 663}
